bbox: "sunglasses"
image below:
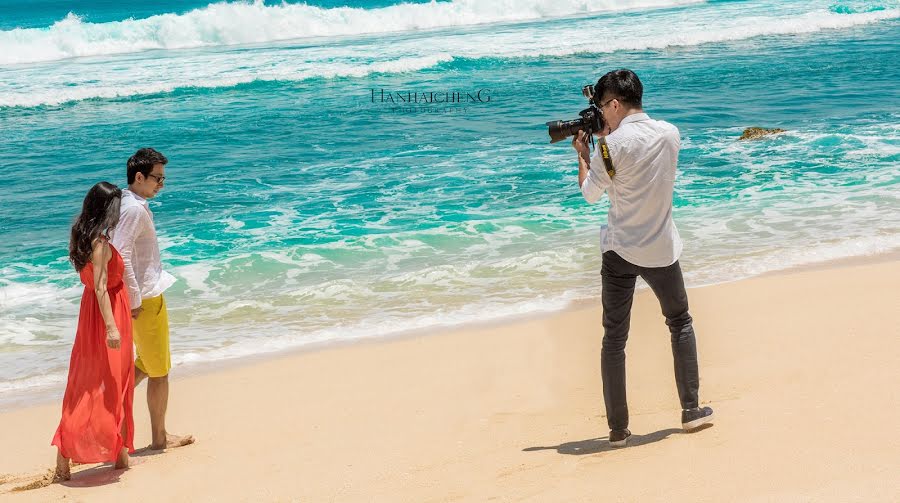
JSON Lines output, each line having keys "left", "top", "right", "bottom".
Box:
{"left": 598, "top": 97, "right": 617, "bottom": 111}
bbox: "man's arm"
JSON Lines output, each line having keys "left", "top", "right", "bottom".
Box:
{"left": 111, "top": 205, "right": 145, "bottom": 315}
{"left": 573, "top": 130, "right": 612, "bottom": 204}
{"left": 578, "top": 147, "right": 591, "bottom": 188}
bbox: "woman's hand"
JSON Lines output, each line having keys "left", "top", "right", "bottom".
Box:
{"left": 106, "top": 326, "right": 121, "bottom": 349}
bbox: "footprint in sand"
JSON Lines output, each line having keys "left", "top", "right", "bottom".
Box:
{"left": 0, "top": 469, "right": 56, "bottom": 492}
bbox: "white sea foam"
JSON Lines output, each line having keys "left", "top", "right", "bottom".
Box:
{"left": 0, "top": 0, "right": 705, "bottom": 65}
{"left": 223, "top": 216, "right": 246, "bottom": 230}
{"left": 0, "top": 281, "right": 80, "bottom": 346}
{"left": 683, "top": 234, "right": 900, "bottom": 287}
{"left": 0, "top": 372, "right": 67, "bottom": 403}
{"left": 173, "top": 288, "right": 583, "bottom": 364}
{"left": 0, "top": 54, "right": 454, "bottom": 108}
{"left": 172, "top": 262, "right": 214, "bottom": 293}
{"left": 2, "top": 3, "right": 897, "bottom": 107}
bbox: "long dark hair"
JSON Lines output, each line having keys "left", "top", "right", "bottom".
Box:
{"left": 69, "top": 182, "right": 123, "bottom": 271}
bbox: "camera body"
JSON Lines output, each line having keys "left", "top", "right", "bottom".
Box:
{"left": 546, "top": 84, "right": 605, "bottom": 144}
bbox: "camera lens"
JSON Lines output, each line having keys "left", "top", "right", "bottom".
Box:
{"left": 546, "top": 119, "right": 587, "bottom": 143}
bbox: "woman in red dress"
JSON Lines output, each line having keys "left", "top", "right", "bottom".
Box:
{"left": 52, "top": 181, "right": 135, "bottom": 480}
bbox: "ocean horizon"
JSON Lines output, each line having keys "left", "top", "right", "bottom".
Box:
{"left": 1, "top": 0, "right": 898, "bottom": 408}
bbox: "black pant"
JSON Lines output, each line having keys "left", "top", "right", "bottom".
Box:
{"left": 600, "top": 251, "right": 700, "bottom": 431}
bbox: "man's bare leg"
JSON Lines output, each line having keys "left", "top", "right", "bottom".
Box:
{"left": 134, "top": 367, "right": 148, "bottom": 388}
{"left": 147, "top": 374, "right": 193, "bottom": 450}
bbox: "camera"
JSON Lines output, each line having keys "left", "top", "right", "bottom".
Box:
{"left": 546, "top": 84, "right": 605, "bottom": 143}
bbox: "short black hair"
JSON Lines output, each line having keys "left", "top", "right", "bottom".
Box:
{"left": 127, "top": 147, "right": 168, "bottom": 184}
{"left": 594, "top": 69, "right": 643, "bottom": 109}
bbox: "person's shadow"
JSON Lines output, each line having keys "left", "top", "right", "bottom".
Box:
{"left": 59, "top": 446, "right": 165, "bottom": 488}
{"left": 524, "top": 425, "right": 710, "bottom": 455}
{"left": 59, "top": 465, "right": 124, "bottom": 488}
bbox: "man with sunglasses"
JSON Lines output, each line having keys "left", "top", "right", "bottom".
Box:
{"left": 572, "top": 69, "right": 714, "bottom": 448}
{"left": 112, "top": 147, "right": 194, "bottom": 451}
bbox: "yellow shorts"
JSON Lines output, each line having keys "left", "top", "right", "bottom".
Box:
{"left": 133, "top": 295, "right": 171, "bottom": 378}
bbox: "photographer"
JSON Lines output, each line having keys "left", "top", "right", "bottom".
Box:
{"left": 571, "top": 69, "right": 714, "bottom": 448}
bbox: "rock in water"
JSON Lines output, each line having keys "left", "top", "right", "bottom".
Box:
{"left": 739, "top": 127, "right": 787, "bottom": 140}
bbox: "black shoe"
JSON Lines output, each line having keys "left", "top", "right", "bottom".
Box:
{"left": 681, "top": 406, "right": 714, "bottom": 431}
{"left": 608, "top": 428, "right": 631, "bottom": 448}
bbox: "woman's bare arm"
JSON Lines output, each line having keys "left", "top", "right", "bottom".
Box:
{"left": 91, "top": 238, "right": 121, "bottom": 349}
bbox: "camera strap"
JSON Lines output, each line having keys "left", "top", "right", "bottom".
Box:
{"left": 598, "top": 136, "right": 616, "bottom": 178}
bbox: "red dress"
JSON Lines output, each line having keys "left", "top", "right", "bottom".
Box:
{"left": 52, "top": 242, "right": 135, "bottom": 463}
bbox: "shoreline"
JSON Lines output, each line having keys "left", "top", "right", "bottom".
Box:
{"left": 3, "top": 247, "right": 898, "bottom": 413}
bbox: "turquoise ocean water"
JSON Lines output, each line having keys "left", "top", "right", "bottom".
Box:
{"left": 0, "top": 0, "right": 898, "bottom": 406}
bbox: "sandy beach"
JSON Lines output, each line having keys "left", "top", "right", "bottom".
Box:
{"left": 1, "top": 258, "right": 898, "bottom": 502}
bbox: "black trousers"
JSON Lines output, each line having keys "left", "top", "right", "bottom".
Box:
{"left": 600, "top": 251, "right": 700, "bottom": 431}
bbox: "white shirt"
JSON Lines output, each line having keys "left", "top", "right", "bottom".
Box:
{"left": 580, "top": 113, "right": 684, "bottom": 268}
{"left": 110, "top": 189, "right": 176, "bottom": 309}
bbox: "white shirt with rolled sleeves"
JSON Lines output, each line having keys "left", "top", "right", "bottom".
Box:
{"left": 110, "top": 189, "right": 176, "bottom": 310}
{"left": 580, "top": 113, "right": 684, "bottom": 268}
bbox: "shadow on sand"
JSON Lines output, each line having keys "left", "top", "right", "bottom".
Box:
{"left": 524, "top": 424, "right": 713, "bottom": 455}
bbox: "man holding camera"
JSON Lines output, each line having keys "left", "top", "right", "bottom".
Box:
{"left": 572, "top": 69, "right": 714, "bottom": 448}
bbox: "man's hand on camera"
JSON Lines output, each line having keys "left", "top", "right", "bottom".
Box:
{"left": 574, "top": 130, "right": 593, "bottom": 188}
{"left": 572, "top": 130, "right": 590, "bottom": 158}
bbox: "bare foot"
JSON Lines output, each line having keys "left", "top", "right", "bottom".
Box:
{"left": 51, "top": 469, "right": 70, "bottom": 483}
{"left": 53, "top": 453, "right": 70, "bottom": 482}
{"left": 114, "top": 448, "right": 129, "bottom": 470}
{"left": 150, "top": 433, "right": 195, "bottom": 451}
